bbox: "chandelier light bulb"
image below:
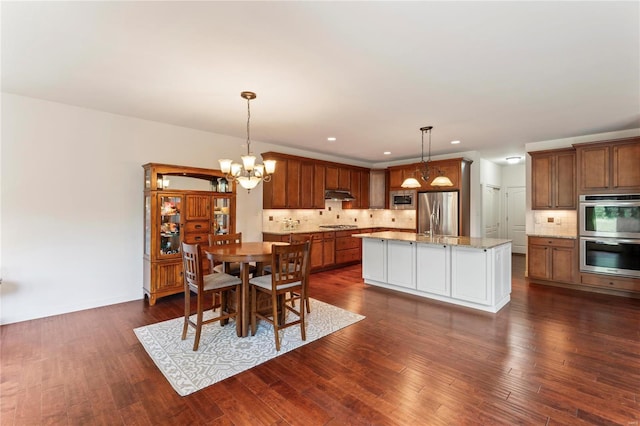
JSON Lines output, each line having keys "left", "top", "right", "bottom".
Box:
{"left": 241, "top": 154, "right": 256, "bottom": 171}
{"left": 219, "top": 159, "right": 232, "bottom": 174}
{"left": 264, "top": 159, "right": 276, "bottom": 174}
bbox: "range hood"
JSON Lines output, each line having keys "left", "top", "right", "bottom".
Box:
{"left": 324, "top": 190, "right": 356, "bottom": 201}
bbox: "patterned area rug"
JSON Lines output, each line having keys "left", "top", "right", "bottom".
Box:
{"left": 134, "top": 298, "right": 365, "bottom": 396}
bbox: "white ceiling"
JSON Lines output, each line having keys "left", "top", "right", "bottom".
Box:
{"left": 2, "top": 2, "right": 638, "bottom": 166}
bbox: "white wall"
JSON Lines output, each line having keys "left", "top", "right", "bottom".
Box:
{"left": 479, "top": 158, "right": 502, "bottom": 187}
{"left": 502, "top": 163, "right": 525, "bottom": 187}
{"left": 0, "top": 94, "right": 354, "bottom": 324}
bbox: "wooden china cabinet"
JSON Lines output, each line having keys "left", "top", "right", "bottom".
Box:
{"left": 143, "top": 163, "right": 236, "bottom": 306}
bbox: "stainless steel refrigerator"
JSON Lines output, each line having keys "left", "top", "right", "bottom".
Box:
{"left": 418, "top": 191, "right": 459, "bottom": 236}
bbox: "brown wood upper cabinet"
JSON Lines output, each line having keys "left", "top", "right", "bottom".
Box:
{"left": 388, "top": 158, "right": 467, "bottom": 191}
{"left": 343, "top": 169, "right": 370, "bottom": 209}
{"left": 574, "top": 137, "right": 640, "bottom": 194}
{"left": 388, "top": 165, "right": 417, "bottom": 189}
{"left": 299, "top": 162, "right": 314, "bottom": 209}
{"left": 261, "top": 154, "right": 301, "bottom": 209}
{"left": 312, "top": 164, "right": 326, "bottom": 208}
{"left": 261, "top": 151, "right": 369, "bottom": 209}
{"left": 325, "top": 165, "right": 351, "bottom": 191}
{"left": 325, "top": 165, "right": 339, "bottom": 190}
{"left": 530, "top": 148, "right": 576, "bottom": 210}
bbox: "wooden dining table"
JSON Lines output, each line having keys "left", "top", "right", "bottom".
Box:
{"left": 204, "top": 241, "right": 288, "bottom": 337}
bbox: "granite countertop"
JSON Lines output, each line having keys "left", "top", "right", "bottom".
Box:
{"left": 264, "top": 226, "right": 410, "bottom": 236}
{"left": 354, "top": 231, "right": 512, "bottom": 249}
{"left": 527, "top": 234, "right": 577, "bottom": 239}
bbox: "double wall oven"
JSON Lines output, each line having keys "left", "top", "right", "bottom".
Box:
{"left": 579, "top": 194, "right": 640, "bottom": 278}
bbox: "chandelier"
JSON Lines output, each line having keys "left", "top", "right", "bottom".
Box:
{"left": 401, "top": 126, "right": 453, "bottom": 188}
{"left": 218, "top": 91, "right": 276, "bottom": 191}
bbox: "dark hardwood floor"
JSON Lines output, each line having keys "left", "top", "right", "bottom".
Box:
{"left": 2, "top": 255, "right": 639, "bottom": 425}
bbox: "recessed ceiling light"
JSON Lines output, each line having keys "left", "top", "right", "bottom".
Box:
{"left": 383, "top": 151, "right": 391, "bottom": 155}
{"left": 327, "top": 137, "right": 336, "bottom": 142}
{"left": 506, "top": 156, "right": 521, "bottom": 164}
{"left": 451, "top": 140, "right": 461, "bottom": 145}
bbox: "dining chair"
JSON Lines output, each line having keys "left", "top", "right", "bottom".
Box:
{"left": 208, "top": 232, "right": 256, "bottom": 277}
{"left": 249, "top": 241, "right": 310, "bottom": 351}
{"left": 288, "top": 234, "right": 312, "bottom": 313}
{"left": 181, "top": 242, "right": 242, "bottom": 351}
{"left": 262, "top": 233, "right": 312, "bottom": 313}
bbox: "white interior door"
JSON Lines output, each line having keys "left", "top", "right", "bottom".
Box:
{"left": 506, "top": 186, "right": 526, "bottom": 254}
{"left": 482, "top": 185, "right": 500, "bottom": 238}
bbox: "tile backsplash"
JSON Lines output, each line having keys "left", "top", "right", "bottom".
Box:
{"left": 263, "top": 201, "right": 416, "bottom": 233}
{"left": 530, "top": 210, "right": 577, "bottom": 236}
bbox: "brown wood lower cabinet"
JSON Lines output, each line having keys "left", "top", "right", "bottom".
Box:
{"left": 310, "top": 232, "right": 324, "bottom": 270}
{"left": 263, "top": 228, "right": 412, "bottom": 273}
{"left": 322, "top": 232, "right": 335, "bottom": 267}
{"left": 263, "top": 231, "right": 337, "bottom": 272}
{"left": 528, "top": 235, "right": 640, "bottom": 298}
{"left": 335, "top": 228, "right": 372, "bottom": 265}
{"left": 335, "top": 230, "right": 361, "bottom": 264}
{"left": 580, "top": 273, "right": 640, "bottom": 294}
{"left": 264, "top": 228, "right": 389, "bottom": 272}
{"left": 528, "top": 236, "right": 576, "bottom": 284}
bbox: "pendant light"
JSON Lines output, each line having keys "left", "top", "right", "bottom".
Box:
{"left": 218, "top": 91, "right": 276, "bottom": 192}
{"left": 401, "top": 126, "right": 453, "bottom": 188}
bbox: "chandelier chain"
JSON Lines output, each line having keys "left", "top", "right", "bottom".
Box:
{"left": 246, "top": 96, "right": 251, "bottom": 155}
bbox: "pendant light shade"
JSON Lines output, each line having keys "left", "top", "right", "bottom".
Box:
{"left": 400, "top": 177, "right": 421, "bottom": 189}
{"left": 431, "top": 175, "right": 454, "bottom": 186}
{"left": 401, "top": 126, "right": 453, "bottom": 188}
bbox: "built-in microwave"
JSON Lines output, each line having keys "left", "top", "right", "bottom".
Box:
{"left": 390, "top": 190, "right": 416, "bottom": 210}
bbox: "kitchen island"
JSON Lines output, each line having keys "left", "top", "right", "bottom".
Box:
{"left": 355, "top": 231, "right": 512, "bottom": 313}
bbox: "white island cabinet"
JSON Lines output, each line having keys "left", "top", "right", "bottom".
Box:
{"left": 451, "top": 244, "right": 511, "bottom": 309}
{"left": 387, "top": 240, "right": 416, "bottom": 289}
{"left": 357, "top": 232, "right": 512, "bottom": 313}
{"left": 417, "top": 243, "right": 450, "bottom": 296}
{"left": 362, "top": 238, "right": 386, "bottom": 282}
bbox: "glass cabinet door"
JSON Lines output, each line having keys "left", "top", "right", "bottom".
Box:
{"left": 144, "top": 194, "right": 151, "bottom": 256}
{"left": 159, "top": 194, "right": 182, "bottom": 256}
{"left": 212, "top": 195, "right": 234, "bottom": 235}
